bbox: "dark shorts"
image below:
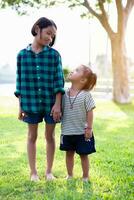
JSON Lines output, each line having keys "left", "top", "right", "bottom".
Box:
{"left": 23, "top": 112, "right": 56, "bottom": 124}
{"left": 60, "top": 134, "right": 96, "bottom": 155}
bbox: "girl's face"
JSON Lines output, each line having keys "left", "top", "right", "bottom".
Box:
{"left": 36, "top": 25, "right": 56, "bottom": 46}
{"left": 68, "top": 66, "right": 84, "bottom": 82}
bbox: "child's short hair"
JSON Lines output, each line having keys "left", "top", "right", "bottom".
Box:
{"left": 31, "top": 17, "right": 57, "bottom": 47}
{"left": 81, "top": 65, "right": 97, "bottom": 91}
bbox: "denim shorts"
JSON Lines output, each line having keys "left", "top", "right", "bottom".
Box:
{"left": 23, "top": 112, "right": 56, "bottom": 124}
{"left": 60, "top": 134, "right": 96, "bottom": 155}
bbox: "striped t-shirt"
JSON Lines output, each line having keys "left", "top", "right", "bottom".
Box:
{"left": 61, "top": 90, "right": 95, "bottom": 135}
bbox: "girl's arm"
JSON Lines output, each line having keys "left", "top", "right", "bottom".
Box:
{"left": 18, "top": 96, "right": 27, "bottom": 120}
{"left": 53, "top": 54, "right": 65, "bottom": 95}
{"left": 14, "top": 53, "right": 21, "bottom": 98}
{"left": 51, "top": 54, "right": 64, "bottom": 121}
{"left": 51, "top": 93, "right": 62, "bottom": 122}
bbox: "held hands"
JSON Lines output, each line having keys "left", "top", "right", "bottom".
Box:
{"left": 50, "top": 104, "right": 61, "bottom": 122}
{"left": 84, "top": 127, "right": 92, "bottom": 141}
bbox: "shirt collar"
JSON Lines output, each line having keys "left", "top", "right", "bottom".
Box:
{"left": 26, "top": 44, "right": 49, "bottom": 52}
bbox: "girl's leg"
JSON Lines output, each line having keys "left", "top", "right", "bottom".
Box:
{"left": 45, "top": 124, "right": 56, "bottom": 175}
{"left": 27, "top": 124, "right": 38, "bottom": 176}
{"left": 66, "top": 151, "right": 75, "bottom": 177}
{"left": 80, "top": 154, "right": 89, "bottom": 180}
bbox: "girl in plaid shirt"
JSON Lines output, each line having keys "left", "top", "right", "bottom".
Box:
{"left": 15, "top": 17, "right": 64, "bottom": 181}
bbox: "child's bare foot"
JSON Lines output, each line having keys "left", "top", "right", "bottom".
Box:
{"left": 82, "top": 177, "right": 89, "bottom": 182}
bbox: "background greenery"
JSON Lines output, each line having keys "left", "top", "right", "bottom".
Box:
{"left": 0, "top": 96, "right": 134, "bottom": 200}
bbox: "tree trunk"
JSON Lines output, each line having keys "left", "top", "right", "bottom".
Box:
{"left": 111, "top": 34, "right": 130, "bottom": 103}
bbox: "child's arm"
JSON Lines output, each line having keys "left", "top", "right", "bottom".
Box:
{"left": 85, "top": 110, "right": 93, "bottom": 140}
{"left": 84, "top": 92, "right": 95, "bottom": 140}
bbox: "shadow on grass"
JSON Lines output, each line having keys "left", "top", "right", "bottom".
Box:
{"left": 45, "top": 179, "right": 93, "bottom": 200}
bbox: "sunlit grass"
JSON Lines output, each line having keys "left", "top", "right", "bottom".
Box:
{"left": 0, "top": 96, "right": 134, "bottom": 200}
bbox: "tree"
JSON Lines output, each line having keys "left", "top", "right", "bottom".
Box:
{"left": 1, "top": 0, "right": 134, "bottom": 103}
{"left": 95, "top": 54, "right": 111, "bottom": 77}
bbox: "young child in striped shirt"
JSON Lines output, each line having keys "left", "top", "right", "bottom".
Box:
{"left": 60, "top": 64, "right": 97, "bottom": 182}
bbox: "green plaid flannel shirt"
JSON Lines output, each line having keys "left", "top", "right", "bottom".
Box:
{"left": 14, "top": 45, "right": 65, "bottom": 113}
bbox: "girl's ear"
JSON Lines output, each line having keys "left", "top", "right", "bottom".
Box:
{"left": 34, "top": 25, "right": 40, "bottom": 35}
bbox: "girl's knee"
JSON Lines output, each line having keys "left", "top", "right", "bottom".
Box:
{"left": 45, "top": 132, "right": 55, "bottom": 143}
{"left": 28, "top": 132, "right": 37, "bottom": 143}
{"left": 27, "top": 124, "right": 38, "bottom": 143}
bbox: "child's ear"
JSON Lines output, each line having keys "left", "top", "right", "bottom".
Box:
{"left": 80, "top": 78, "right": 87, "bottom": 84}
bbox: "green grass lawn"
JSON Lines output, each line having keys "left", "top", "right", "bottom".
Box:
{"left": 0, "top": 96, "right": 134, "bottom": 200}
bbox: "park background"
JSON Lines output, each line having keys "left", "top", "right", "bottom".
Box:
{"left": 0, "top": 1, "right": 134, "bottom": 200}
{"left": 0, "top": 4, "right": 134, "bottom": 85}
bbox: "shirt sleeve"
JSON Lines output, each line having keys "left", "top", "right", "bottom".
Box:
{"left": 14, "top": 53, "right": 21, "bottom": 98}
{"left": 85, "top": 92, "right": 96, "bottom": 111}
{"left": 53, "top": 54, "right": 65, "bottom": 95}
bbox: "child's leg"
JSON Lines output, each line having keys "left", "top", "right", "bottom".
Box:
{"left": 27, "top": 124, "right": 38, "bottom": 176}
{"left": 66, "top": 151, "right": 75, "bottom": 177}
{"left": 80, "top": 155, "right": 89, "bottom": 179}
{"left": 45, "top": 124, "right": 56, "bottom": 175}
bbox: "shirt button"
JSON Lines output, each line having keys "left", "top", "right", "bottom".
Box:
{"left": 39, "top": 100, "right": 42, "bottom": 103}
{"left": 38, "top": 88, "right": 41, "bottom": 91}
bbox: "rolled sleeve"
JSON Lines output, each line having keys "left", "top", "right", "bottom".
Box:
{"left": 14, "top": 91, "right": 20, "bottom": 98}
{"left": 53, "top": 55, "right": 65, "bottom": 95}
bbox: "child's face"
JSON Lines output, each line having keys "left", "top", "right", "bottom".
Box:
{"left": 36, "top": 25, "right": 56, "bottom": 46}
{"left": 68, "top": 66, "right": 84, "bottom": 82}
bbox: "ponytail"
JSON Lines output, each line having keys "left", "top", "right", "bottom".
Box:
{"left": 81, "top": 65, "right": 97, "bottom": 91}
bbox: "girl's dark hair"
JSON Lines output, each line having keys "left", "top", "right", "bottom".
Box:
{"left": 31, "top": 17, "right": 57, "bottom": 47}
{"left": 81, "top": 65, "right": 97, "bottom": 91}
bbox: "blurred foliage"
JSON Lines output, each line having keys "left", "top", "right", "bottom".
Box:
{"left": 0, "top": 0, "right": 113, "bottom": 16}
{"left": 63, "top": 67, "right": 70, "bottom": 82}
